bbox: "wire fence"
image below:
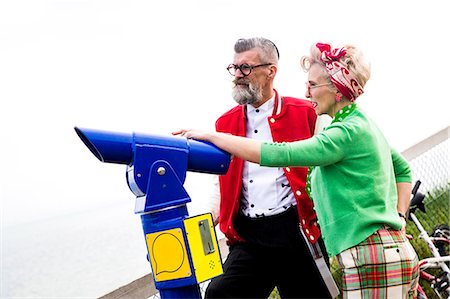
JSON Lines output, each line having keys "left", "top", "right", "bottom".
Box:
{"left": 403, "top": 127, "right": 449, "bottom": 234}
{"left": 408, "top": 138, "right": 449, "bottom": 198}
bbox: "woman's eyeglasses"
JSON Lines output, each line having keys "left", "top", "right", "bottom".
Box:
{"left": 305, "top": 82, "right": 333, "bottom": 93}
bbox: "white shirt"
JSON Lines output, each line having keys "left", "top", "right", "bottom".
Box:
{"left": 241, "top": 96, "right": 296, "bottom": 218}
{"left": 206, "top": 95, "right": 331, "bottom": 221}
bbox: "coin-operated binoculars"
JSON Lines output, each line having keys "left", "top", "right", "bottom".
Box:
{"left": 74, "top": 127, "right": 230, "bottom": 299}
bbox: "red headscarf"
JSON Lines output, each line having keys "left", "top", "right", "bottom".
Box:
{"left": 316, "top": 43, "right": 364, "bottom": 102}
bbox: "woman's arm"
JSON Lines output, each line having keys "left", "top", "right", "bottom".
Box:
{"left": 396, "top": 181, "right": 412, "bottom": 216}
{"left": 396, "top": 181, "right": 412, "bottom": 231}
{"left": 390, "top": 147, "right": 412, "bottom": 230}
{"left": 390, "top": 148, "right": 412, "bottom": 215}
{"left": 173, "top": 129, "right": 262, "bottom": 164}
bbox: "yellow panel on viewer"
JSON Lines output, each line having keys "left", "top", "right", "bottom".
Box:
{"left": 184, "top": 213, "right": 223, "bottom": 283}
{"left": 146, "top": 228, "right": 192, "bottom": 282}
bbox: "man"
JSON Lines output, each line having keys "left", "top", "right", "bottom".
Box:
{"left": 205, "top": 37, "right": 334, "bottom": 298}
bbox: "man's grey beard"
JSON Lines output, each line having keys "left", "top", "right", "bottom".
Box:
{"left": 232, "top": 82, "right": 263, "bottom": 105}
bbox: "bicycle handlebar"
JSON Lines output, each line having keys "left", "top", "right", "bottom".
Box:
{"left": 409, "top": 180, "right": 426, "bottom": 215}
{"left": 412, "top": 180, "right": 421, "bottom": 196}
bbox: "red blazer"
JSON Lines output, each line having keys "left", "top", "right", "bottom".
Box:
{"left": 215, "top": 90, "right": 321, "bottom": 245}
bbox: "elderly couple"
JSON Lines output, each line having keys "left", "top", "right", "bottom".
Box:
{"left": 173, "top": 37, "right": 419, "bottom": 299}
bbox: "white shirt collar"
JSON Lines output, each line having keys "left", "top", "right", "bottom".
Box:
{"left": 246, "top": 93, "right": 275, "bottom": 115}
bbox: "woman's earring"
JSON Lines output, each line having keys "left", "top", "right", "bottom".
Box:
{"left": 335, "top": 93, "right": 342, "bottom": 102}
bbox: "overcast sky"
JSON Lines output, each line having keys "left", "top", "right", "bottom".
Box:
{"left": 1, "top": 0, "right": 448, "bottom": 227}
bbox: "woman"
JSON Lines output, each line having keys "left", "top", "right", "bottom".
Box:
{"left": 175, "top": 42, "right": 419, "bottom": 298}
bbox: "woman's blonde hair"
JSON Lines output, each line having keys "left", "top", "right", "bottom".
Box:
{"left": 300, "top": 43, "right": 371, "bottom": 88}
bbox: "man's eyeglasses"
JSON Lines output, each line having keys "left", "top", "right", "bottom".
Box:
{"left": 226, "top": 63, "right": 273, "bottom": 76}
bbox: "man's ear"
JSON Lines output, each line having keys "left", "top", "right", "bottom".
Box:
{"left": 268, "top": 65, "right": 277, "bottom": 78}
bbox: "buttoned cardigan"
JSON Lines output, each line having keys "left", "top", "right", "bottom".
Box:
{"left": 260, "top": 107, "right": 411, "bottom": 256}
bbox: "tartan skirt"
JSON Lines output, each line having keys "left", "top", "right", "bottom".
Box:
{"left": 336, "top": 226, "right": 419, "bottom": 299}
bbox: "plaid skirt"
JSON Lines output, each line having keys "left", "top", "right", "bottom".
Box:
{"left": 336, "top": 226, "right": 419, "bottom": 299}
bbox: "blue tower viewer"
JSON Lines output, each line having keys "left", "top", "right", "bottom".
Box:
{"left": 75, "top": 127, "right": 230, "bottom": 299}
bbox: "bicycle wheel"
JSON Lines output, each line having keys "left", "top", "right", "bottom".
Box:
{"left": 432, "top": 224, "right": 450, "bottom": 257}
{"left": 417, "top": 284, "right": 428, "bottom": 299}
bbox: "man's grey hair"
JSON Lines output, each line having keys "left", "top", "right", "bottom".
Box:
{"left": 234, "top": 37, "right": 279, "bottom": 65}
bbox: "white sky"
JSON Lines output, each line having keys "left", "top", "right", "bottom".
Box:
{"left": 1, "top": 0, "right": 449, "bottom": 227}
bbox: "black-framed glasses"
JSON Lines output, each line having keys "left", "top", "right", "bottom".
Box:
{"left": 226, "top": 63, "right": 273, "bottom": 76}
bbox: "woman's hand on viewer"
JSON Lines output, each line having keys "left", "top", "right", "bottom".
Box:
{"left": 172, "top": 129, "right": 211, "bottom": 141}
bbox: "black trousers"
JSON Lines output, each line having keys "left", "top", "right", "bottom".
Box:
{"left": 206, "top": 207, "right": 331, "bottom": 299}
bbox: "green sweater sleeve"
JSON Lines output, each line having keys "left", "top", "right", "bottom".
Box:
{"left": 260, "top": 124, "right": 349, "bottom": 167}
{"left": 391, "top": 147, "right": 412, "bottom": 183}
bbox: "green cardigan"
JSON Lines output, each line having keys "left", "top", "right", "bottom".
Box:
{"left": 260, "top": 107, "right": 411, "bottom": 257}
